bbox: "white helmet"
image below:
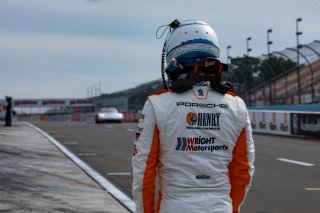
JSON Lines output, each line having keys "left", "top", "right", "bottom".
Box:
{"left": 159, "top": 19, "right": 229, "bottom": 93}
{"left": 164, "top": 19, "right": 220, "bottom": 74}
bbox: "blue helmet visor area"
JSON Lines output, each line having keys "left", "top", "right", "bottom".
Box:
{"left": 180, "top": 38, "right": 214, "bottom": 46}
{"left": 166, "top": 41, "right": 220, "bottom": 74}
{"left": 166, "top": 51, "right": 218, "bottom": 74}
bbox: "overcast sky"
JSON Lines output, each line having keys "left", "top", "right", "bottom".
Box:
{"left": 0, "top": 0, "right": 319, "bottom": 99}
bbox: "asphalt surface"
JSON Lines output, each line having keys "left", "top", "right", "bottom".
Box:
{"left": 0, "top": 122, "right": 130, "bottom": 213}
{"left": 32, "top": 121, "right": 135, "bottom": 197}
{"left": 32, "top": 121, "right": 320, "bottom": 213}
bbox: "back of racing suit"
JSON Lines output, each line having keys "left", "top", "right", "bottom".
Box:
{"left": 132, "top": 84, "right": 255, "bottom": 213}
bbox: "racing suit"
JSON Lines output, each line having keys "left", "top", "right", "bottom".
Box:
{"left": 132, "top": 84, "right": 255, "bottom": 213}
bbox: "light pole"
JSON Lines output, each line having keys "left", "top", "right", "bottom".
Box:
{"left": 246, "top": 37, "right": 252, "bottom": 56}
{"left": 227, "top": 45, "right": 232, "bottom": 64}
{"left": 267, "top": 29, "right": 273, "bottom": 57}
{"left": 266, "top": 29, "right": 273, "bottom": 105}
{"left": 296, "top": 17, "right": 302, "bottom": 104}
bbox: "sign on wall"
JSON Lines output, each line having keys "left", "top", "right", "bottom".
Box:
{"left": 290, "top": 112, "right": 320, "bottom": 137}
{"left": 249, "top": 110, "right": 291, "bottom": 136}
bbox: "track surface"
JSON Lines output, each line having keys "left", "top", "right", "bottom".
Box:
{"left": 32, "top": 121, "right": 320, "bottom": 213}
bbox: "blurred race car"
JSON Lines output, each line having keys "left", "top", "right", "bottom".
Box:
{"left": 0, "top": 105, "right": 5, "bottom": 120}
{"left": 0, "top": 111, "right": 5, "bottom": 120}
{"left": 95, "top": 107, "right": 123, "bottom": 123}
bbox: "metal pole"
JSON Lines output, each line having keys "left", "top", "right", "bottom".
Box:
{"left": 296, "top": 17, "right": 302, "bottom": 103}
{"left": 267, "top": 29, "right": 273, "bottom": 57}
{"left": 227, "top": 45, "right": 232, "bottom": 64}
{"left": 246, "top": 37, "right": 252, "bottom": 56}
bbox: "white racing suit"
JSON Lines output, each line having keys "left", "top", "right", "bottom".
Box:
{"left": 132, "top": 84, "right": 255, "bottom": 213}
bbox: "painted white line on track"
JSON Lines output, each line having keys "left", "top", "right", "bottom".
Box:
{"left": 126, "top": 128, "right": 135, "bottom": 132}
{"left": 107, "top": 172, "right": 131, "bottom": 176}
{"left": 25, "top": 122, "right": 135, "bottom": 213}
{"left": 78, "top": 153, "right": 97, "bottom": 156}
{"left": 305, "top": 188, "right": 320, "bottom": 191}
{"left": 64, "top": 141, "right": 78, "bottom": 145}
{"left": 277, "top": 158, "right": 315, "bottom": 167}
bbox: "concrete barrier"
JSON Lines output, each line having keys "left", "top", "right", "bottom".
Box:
{"left": 249, "top": 110, "right": 320, "bottom": 138}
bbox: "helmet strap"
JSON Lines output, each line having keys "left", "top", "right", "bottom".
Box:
{"left": 207, "top": 60, "right": 233, "bottom": 93}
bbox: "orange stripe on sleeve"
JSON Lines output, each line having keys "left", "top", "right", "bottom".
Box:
{"left": 149, "top": 89, "right": 171, "bottom": 98}
{"left": 156, "top": 190, "right": 162, "bottom": 213}
{"left": 154, "top": 89, "right": 171, "bottom": 95}
{"left": 227, "top": 91, "right": 237, "bottom": 97}
{"left": 228, "top": 128, "right": 251, "bottom": 213}
{"left": 142, "top": 126, "right": 160, "bottom": 213}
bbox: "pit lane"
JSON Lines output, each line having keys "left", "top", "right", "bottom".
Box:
{"left": 32, "top": 121, "right": 320, "bottom": 213}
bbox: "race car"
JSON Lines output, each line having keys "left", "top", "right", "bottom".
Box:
{"left": 95, "top": 107, "right": 123, "bottom": 123}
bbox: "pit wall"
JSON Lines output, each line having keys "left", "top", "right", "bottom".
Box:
{"left": 249, "top": 110, "right": 320, "bottom": 138}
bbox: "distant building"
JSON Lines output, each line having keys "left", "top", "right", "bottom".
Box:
{"left": 0, "top": 98, "right": 94, "bottom": 115}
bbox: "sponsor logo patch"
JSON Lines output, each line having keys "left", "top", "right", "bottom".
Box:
{"left": 175, "top": 137, "right": 228, "bottom": 152}
{"left": 135, "top": 132, "right": 141, "bottom": 141}
{"left": 186, "top": 112, "right": 197, "bottom": 125}
{"left": 196, "top": 175, "right": 210, "bottom": 179}
{"left": 135, "top": 127, "right": 143, "bottom": 141}
{"left": 136, "top": 112, "right": 145, "bottom": 123}
{"left": 198, "top": 89, "right": 204, "bottom": 96}
{"left": 177, "top": 102, "right": 228, "bottom": 109}
{"left": 186, "top": 112, "right": 221, "bottom": 130}
{"left": 133, "top": 144, "right": 138, "bottom": 156}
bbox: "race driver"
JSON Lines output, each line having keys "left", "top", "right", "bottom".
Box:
{"left": 132, "top": 19, "right": 255, "bottom": 213}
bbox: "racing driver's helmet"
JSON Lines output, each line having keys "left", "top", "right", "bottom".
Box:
{"left": 163, "top": 19, "right": 220, "bottom": 81}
